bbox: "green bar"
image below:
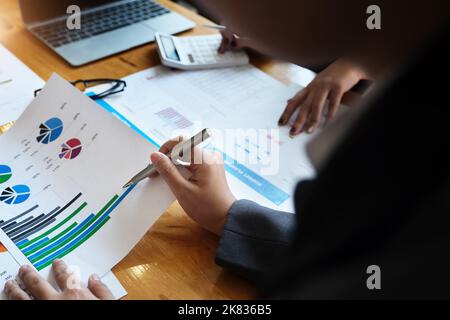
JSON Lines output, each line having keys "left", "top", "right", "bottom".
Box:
{"left": 24, "top": 222, "right": 77, "bottom": 257}
{"left": 19, "top": 202, "right": 88, "bottom": 250}
{"left": 95, "top": 194, "right": 119, "bottom": 218}
{"left": 37, "top": 216, "right": 110, "bottom": 271}
{"left": 31, "top": 195, "right": 118, "bottom": 264}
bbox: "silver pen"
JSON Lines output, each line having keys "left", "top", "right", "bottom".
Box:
{"left": 203, "top": 24, "right": 228, "bottom": 31}
{"left": 203, "top": 24, "right": 248, "bottom": 41}
{"left": 122, "top": 128, "right": 213, "bottom": 188}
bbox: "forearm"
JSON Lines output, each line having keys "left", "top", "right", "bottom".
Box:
{"left": 215, "top": 200, "right": 296, "bottom": 280}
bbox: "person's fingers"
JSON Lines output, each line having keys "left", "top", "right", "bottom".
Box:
{"left": 52, "top": 259, "right": 75, "bottom": 291}
{"left": 326, "top": 89, "right": 345, "bottom": 122}
{"left": 289, "top": 95, "right": 313, "bottom": 136}
{"left": 151, "top": 152, "right": 192, "bottom": 199}
{"left": 305, "top": 89, "right": 329, "bottom": 133}
{"left": 4, "top": 280, "right": 32, "bottom": 300}
{"left": 188, "top": 148, "right": 222, "bottom": 178}
{"left": 230, "top": 35, "right": 245, "bottom": 50}
{"left": 149, "top": 136, "right": 185, "bottom": 178}
{"left": 278, "top": 89, "right": 308, "bottom": 126}
{"left": 218, "top": 30, "right": 232, "bottom": 53}
{"left": 18, "top": 265, "right": 57, "bottom": 299}
{"left": 159, "top": 136, "right": 185, "bottom": 155}
{"left": 88, "top": 274, "right": 114, "bottom": 300}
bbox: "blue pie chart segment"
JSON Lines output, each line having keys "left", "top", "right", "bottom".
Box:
{"left": 36, "top": 117, "right": 64, "bottom": 144}
{"left": 0, "top": 185, "right": 31, "bottom": 205}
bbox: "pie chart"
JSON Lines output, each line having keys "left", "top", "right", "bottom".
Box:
{"left": 0, "top": 185, "right": 31, "bottom": 205}
{"left": 36, "top": 117, "right": 64, "bottom": 144}
{"left": 0, "top": 165, "right": 12, "bottom": 184}
{"left": 59, "top": 138, "right": 82, "bottom": 160}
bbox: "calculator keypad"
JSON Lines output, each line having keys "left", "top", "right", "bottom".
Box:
{"left": 180, "top": 35, "right": 246, "bottom": 65}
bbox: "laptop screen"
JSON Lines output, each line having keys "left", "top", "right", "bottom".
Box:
{"left": 19, "top": 0, "right": 123, "bottom": 24}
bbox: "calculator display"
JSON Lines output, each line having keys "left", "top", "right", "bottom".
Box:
{"left": 161, "top": 35, "right": 180, "bottom": 61}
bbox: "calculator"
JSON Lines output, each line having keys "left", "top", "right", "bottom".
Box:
{"left": 155, "top": 33, "right": 250, "bottom": 70}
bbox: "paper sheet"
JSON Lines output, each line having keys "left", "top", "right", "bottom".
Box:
{"left": 0, "top": 240, "right": 20, "bottom": 300}
{"left": 98, "top": 271, "right": 127, "bottom": 299}
{"left": 0, "top": 249, "right": 127, "bottom": 300}
{"left": 0, "top": 44, "right": 45, "bottom": 125}
{"left": 1, "top": 240, "right": 126, "bottom": 300}
{"left": 95, "top": 65, "right": 316, "bottom": 212}
{"left": 0, "top": 74, "right": 175, "bottom": 287}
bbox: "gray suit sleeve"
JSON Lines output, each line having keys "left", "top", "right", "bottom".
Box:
{"left": 215, "top": 199, "right": 296, "bottom": 280}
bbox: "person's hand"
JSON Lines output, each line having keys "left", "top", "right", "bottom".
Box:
{"left": 151, "top": 137, "right": 236, "bottom": 236}
{"left": 4, "top": 260, "right": 114, "bottom": 300}
{"left": 218, "top": 29, "right": 250, "bottom": 54}
{"left": 279, "top": 58, "right": 369, "bottom": 136}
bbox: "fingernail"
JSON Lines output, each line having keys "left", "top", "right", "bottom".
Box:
{"left": 150, "top": 152, "right": 164, "bottom": 163}
{"left": 91, "top": 273, "right": 101, "bottom": 281}
{"left": 278, "top": 118, "right": 284, "bottom": 126}
{"left": 19, "top": 265, "right": 30, "bottom": 276}
{"left": 307, "top": 127, "right": 314, "bottom": 134}
{"left": 53, "top": 259, "right": 62, "bottom": 263}
{"left": 5, "top": 280, "right": 14, "bottom": 289}
{"left": 289, "top": 128, "right": 297, "bottom": 136}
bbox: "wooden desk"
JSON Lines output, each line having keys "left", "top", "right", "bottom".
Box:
{"left": 0, "top": 0, "right": 316, "bottom": 299}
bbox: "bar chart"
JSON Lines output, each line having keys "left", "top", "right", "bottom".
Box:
{"left": 155, "top": 107, "right": 193, "bottom": 130}
{"left": 0, "top": 74, "right": 175, "bottom": 282}
{"left": 1, "top": 185, "right": 135, "bottom": 271}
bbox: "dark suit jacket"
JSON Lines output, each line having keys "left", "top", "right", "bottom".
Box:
{"left": 215, "top": 26, "right": 450, "bottom": 299}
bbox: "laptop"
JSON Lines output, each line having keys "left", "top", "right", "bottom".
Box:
{"left": 19, "top": 0, "right": 196, "bottom": 66}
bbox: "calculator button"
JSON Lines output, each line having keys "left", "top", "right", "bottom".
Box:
{"left": 188, "top": 54, "right": 195, "bottom": 63}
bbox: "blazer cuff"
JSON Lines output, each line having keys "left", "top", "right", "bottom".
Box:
{"left": 215, "top": 199, "right": 296, "bottom": 280}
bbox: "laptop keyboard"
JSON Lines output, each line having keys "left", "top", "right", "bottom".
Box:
{"left": 31, "top": 0, "right": 171, "bottom": 48}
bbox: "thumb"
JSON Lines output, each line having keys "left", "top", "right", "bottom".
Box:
{"left": 151, "top": 152, "right": 191, "bottom": 199}
{"left": 88, "top": 274, "right": 114, "bottom": 300}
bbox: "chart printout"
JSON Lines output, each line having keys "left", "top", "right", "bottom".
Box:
{"left": 0, "top": 74, "right": 175, "bottom": 284}
{"left": 97, "top": 66, "right": 316, "bottom": 212}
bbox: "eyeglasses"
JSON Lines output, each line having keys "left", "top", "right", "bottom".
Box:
{"left": 34, "top": 79, "right": 127, "bottom": 100}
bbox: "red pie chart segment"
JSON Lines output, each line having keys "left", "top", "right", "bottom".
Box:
{"left": 59, "top": 138, "right": 82, "bottom": 160}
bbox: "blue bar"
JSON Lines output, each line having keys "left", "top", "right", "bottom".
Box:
{"left": 28, "top": 214, "right": 95, "bottom": 262}
{"left": 16, "top": 238, "right": 29, "bottom": 247}
{"left": 21, "top": 237, "right": 49, "bottom": 255}
{"left": 34, "top": 185, "right": 136, "bottom": 269}
{"left": 101, "top": 184, "right": 135, "bottom": 217}
{"left": 34, "top": 213, "right": 108, "bottom": 269}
